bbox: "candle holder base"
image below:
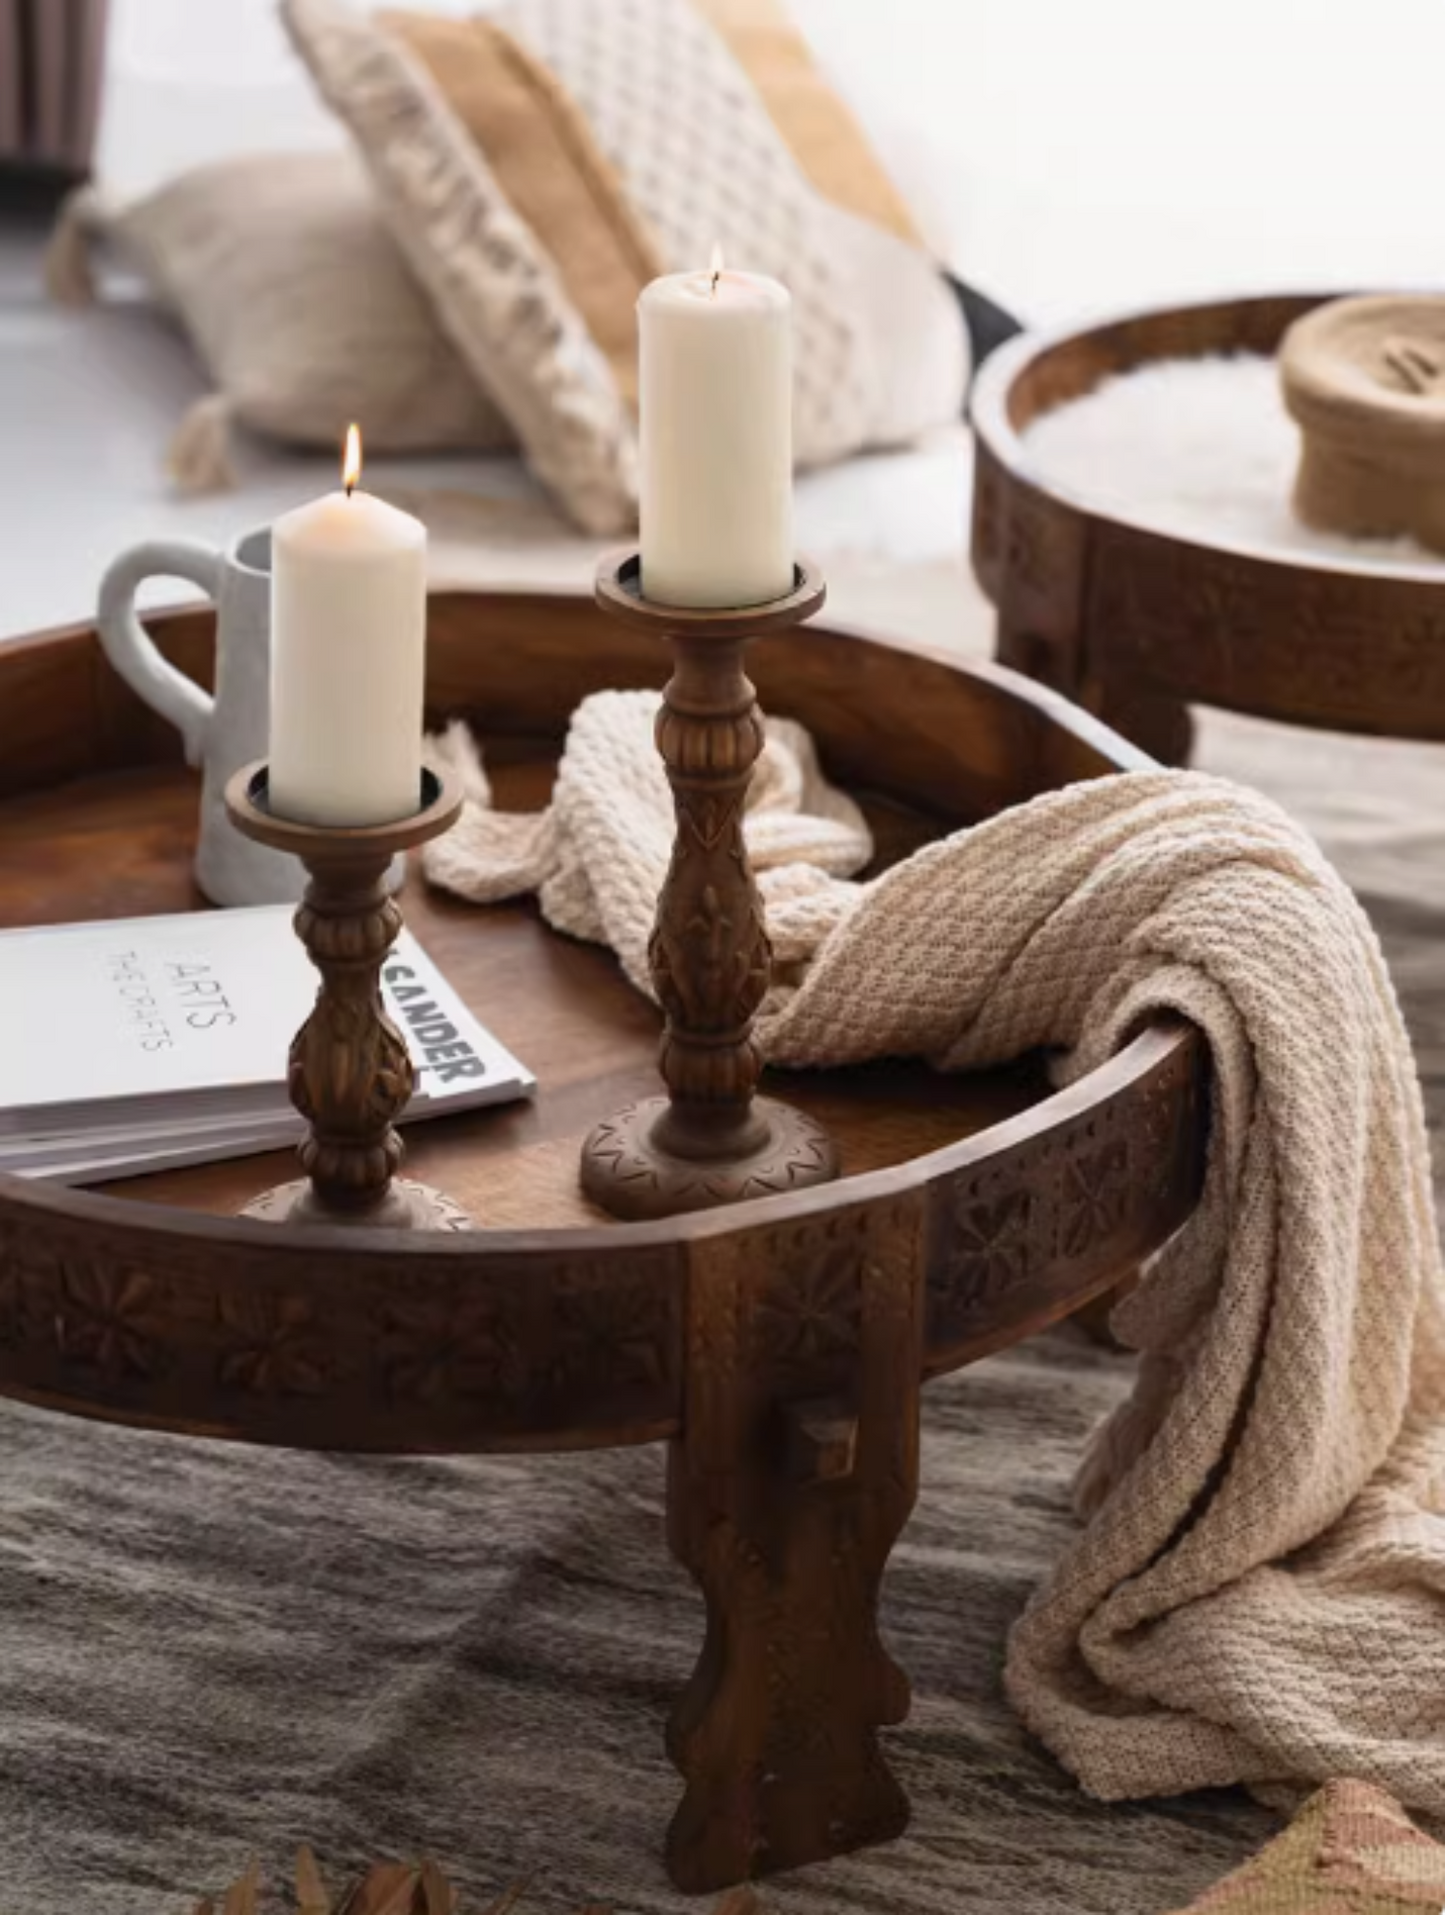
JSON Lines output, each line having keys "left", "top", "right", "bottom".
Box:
{"left": 581, "top": 1094, "right": 838, "bottom": 1222}
{"left": 241, "top": 1177, "right": 474, "bottom": 1232}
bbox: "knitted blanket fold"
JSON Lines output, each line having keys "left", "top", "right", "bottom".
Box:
{"left": 424, "top": 691, "right": 1445, "bottom": 1819}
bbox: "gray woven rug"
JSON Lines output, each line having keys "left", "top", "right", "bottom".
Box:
{"left": 0, "top": 1335, "right": 1283, "bottom": 1915}
{"left": 0, "top": 706, "right": 1439, "bottom": 1915}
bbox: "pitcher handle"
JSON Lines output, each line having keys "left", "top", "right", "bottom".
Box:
{"left": 97, "top": 539, "right": 226, "bottom": 767}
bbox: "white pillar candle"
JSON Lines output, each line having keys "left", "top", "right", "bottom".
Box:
{"left": 268, "top": 427, "right": 427, "bottom": 826}
{"left": 639, "top": 255, "right": 794, "bottom": 609}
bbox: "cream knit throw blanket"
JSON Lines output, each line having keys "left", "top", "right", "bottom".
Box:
{"left": 424, "top": 692, "right": 1445, "bottom": 1818}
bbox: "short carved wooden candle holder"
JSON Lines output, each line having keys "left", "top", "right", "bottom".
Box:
{"left": 225, "top": 762, "right": 471, "bottom": 1232}
{"left": 580, "top": 553, "right": 841, "bottom": 1221}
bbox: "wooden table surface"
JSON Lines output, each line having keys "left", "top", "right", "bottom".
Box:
{"left": 0, "top": 749, "right": 1048, "bottom": 1230}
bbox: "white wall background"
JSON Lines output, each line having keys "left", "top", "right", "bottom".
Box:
{"left": 98, "top": 0, "right": 1445, "bottom": 323}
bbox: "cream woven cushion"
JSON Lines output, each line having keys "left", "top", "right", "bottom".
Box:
{"left": 386, "top": 0, "right": 967, "bottom": 468}
{"left": 556, "top": 0, "right": 962, "bottom": 452}
{"left": 46, "top": 150, "right": 514, "bottom": 494}
{"left": 283, "top": 0, "right": 637, "bottom": 534}
{"left": 284, "top": 0, "right": 965, "bottom": 532}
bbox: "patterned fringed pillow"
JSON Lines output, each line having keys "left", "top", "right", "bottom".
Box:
{"left": 282, "top": 0, "right": 966, "bottom": 534}
{"left": 45, "top": 151, "right": 514, "bottom": 495}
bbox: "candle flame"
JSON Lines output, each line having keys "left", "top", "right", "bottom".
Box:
{"left": 343, "top": 422, "right": 362, "bottom": 497}
{"left": 709, "top": 242, "right": 723, "bottom": 294}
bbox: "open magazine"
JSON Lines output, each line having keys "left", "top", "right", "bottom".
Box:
{"left": 0, "top": 905, "right": 534, "bottom": 1183}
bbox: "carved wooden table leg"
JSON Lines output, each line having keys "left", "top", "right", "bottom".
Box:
{"left": 665, "top": 1200, "right": 925, "bottom": 1893}
{"left": 581, "top": 554, "right": 840, "bottom": 1221}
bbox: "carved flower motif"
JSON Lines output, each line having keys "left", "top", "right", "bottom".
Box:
{"left": 755, "top": 1246, "right": 864, "bottom": 1367}
{"left": 1059, "top": 1139, "right": 1130, "bottom": 1258}
{"left": 380, "top": 1296, "right": 523, "bottom": 1404}
{"left": 54, "top": 1263, "right": 167, "bottom": 1379}
{"left": 217, "top": 1291, "right": 330, "bottom": 1397}
{"left": 945, "top": 1188, "right": 1033, "bottom": 1307}
{"left": 551, "top": 1268, "right": 673, "bottom": 1392}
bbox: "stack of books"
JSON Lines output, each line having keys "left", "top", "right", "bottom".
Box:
{"left": 0, "top": 906, "right": 534, "bottom": 1183}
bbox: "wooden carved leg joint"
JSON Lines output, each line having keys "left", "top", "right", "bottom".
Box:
{"left": 665, "top": 1205, "right": 924, "bottom": 1893}
{"left": 783, "top": 1395, "right": 859, "bottom": 1484}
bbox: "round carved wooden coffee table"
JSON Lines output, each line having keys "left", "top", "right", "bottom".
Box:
{"left": 0, "top": 590, "right": 1207, "bottom": 1894}
{"left": 971, "top": 292, "right": 1445, "bottom": 762}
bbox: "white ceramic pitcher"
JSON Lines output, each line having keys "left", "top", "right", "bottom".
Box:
{"left": 97, "top": 528, "right": 408, "bottom": 906}
{"left": 98, "top": 525, "right": 298, "bottom": 907}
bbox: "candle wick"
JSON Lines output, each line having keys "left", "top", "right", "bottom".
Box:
{"left": 345, "top": 479, "right": 356, "bottom": 499}
{"left": 710, "top": 267, "right": 720, "bottom": 296}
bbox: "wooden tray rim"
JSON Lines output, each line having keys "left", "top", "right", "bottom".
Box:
{"left": 6, "top": 587, "right": 1162, "bottom": 765}
{"left": 0, "top": 1024, "right": 1189, "bottom": 1258}
{"left": 0, "top": 592, "right": 1207, "bottom": 1448}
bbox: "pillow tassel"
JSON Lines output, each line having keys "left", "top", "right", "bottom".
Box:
{"left": 44, "top": 183, "right": 105, "bottom": 307}
{"left": 167, "top": 393, "right": 238, "bottom": 496}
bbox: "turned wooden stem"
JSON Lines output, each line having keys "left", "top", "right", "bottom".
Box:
{"left": 579, "top": 555, "right": 840, "bottom": 1221}
{"left": 288, "top": 848, "right": 410, "bottom": 1213}
{"left": 649, "top": 628, "right": 772, "bottom": 1160}
{"left": 224, "top": 764, "right": 468, "bottom": 1231}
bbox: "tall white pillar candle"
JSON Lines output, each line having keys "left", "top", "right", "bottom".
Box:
{"left": 639, "top": 258, "right": 794, "bottom": 608}
{"left": 269, "top": 428, "right": 427, "bottom": 826}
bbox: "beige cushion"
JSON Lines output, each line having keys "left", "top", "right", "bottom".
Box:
{"left": 48, "top": 151, "right": 513, "bottom": 492}
{"left": 399, "top": 0, "right": 881, "bottom": 470}
{"left": 691, "top": 0, "right": 924, "bottom": 246}
{"left": 282, "top": 0, "right": 637, "bottom": 535}
{"left": 376, "top": 6, "right": 664, "bottom": 416}
{"left": 284, "top": 0, "right": 964, "bottom": 531}
{"left": 384, "top": 0, "right": 966, "bottom": 469}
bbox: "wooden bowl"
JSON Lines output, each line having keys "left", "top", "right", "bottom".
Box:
{"left": 1281, "top": 294, "right": 1445, "bottom": 551}
{"left": 0, "top": 589, "right": 1207, "bottom": 1891}
{"left": 970, "top": 291, "right": 1445, "bottom": 762}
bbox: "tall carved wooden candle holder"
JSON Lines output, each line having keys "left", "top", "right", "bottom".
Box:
{"left": 225, "top": 762, "right": 471, "bottom": 1231}
{"left": 581, "top": 552, "right": 840, "bottom": 1220}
